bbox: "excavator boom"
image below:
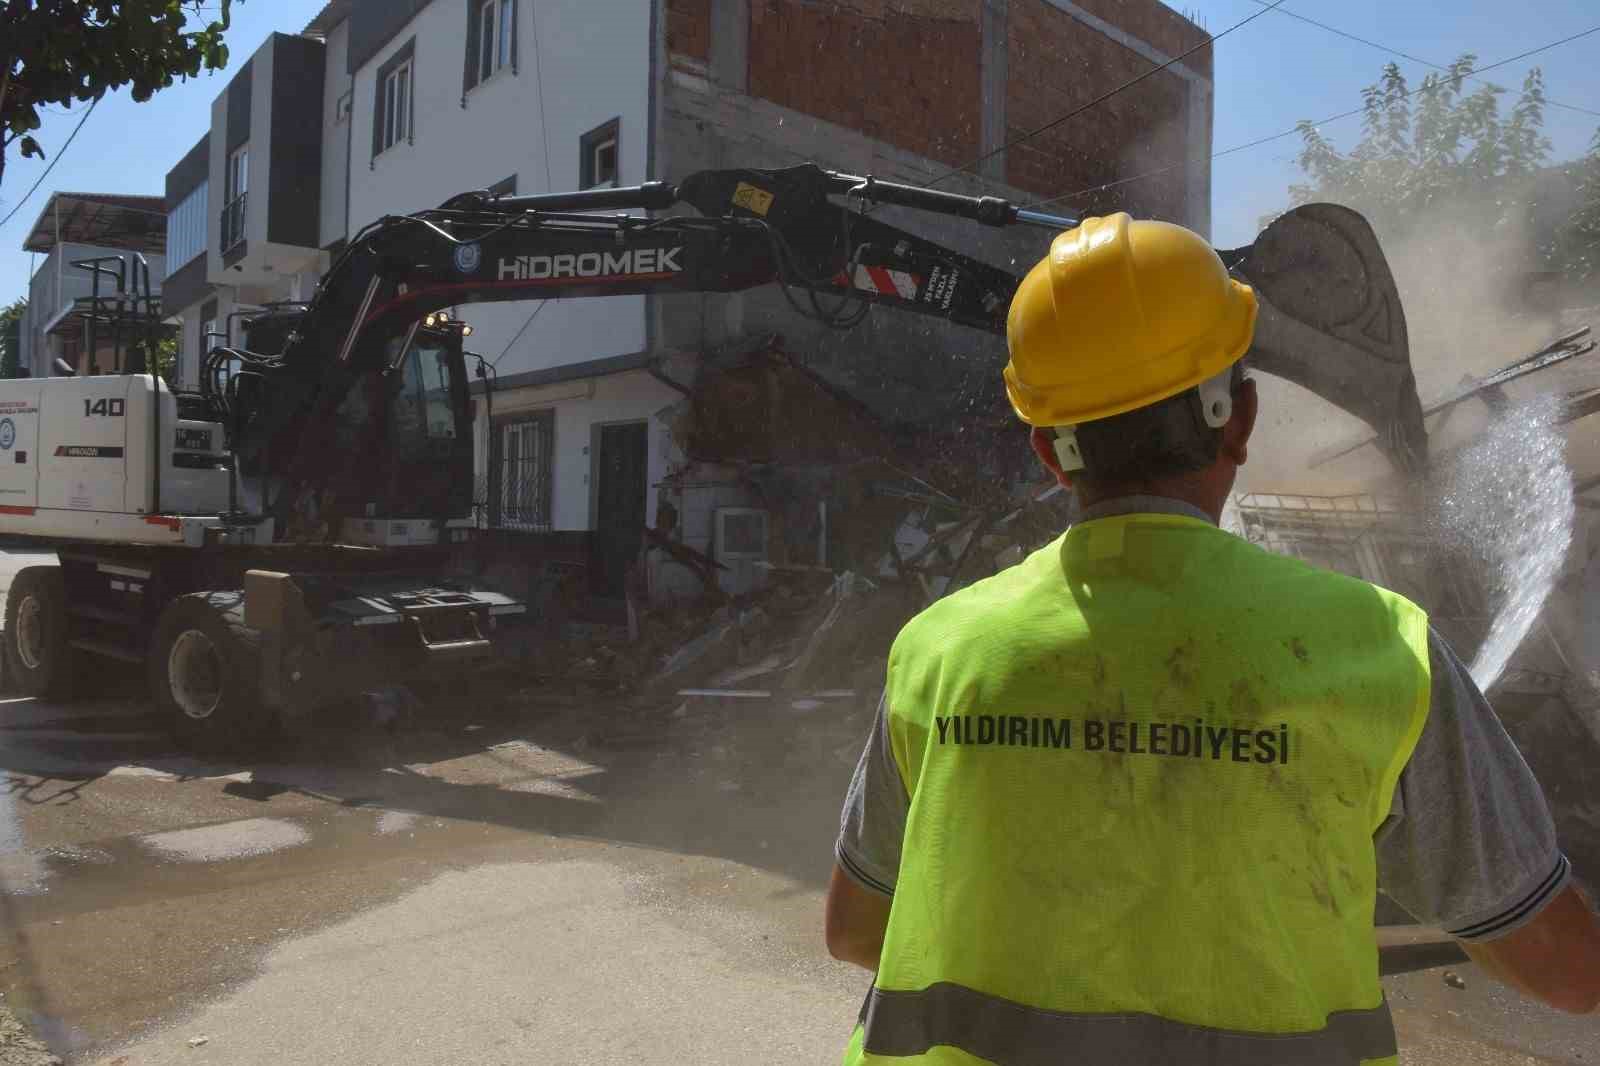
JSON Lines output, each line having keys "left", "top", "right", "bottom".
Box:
{"left": 204, "top": 164, "right": 1426, "bottom": 535}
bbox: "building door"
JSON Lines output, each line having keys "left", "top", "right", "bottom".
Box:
{"left": 594, "top": 421, "right": 648, "bottom": 598}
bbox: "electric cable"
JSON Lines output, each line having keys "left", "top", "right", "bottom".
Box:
{"left": 0, "top": 97, "right": 100, "bottom": 231}
{"left": 1022, "top": 23, "right": 1600, "bottom": 211}
{"left": 921, "top": 0, "right": 1290, "bottom": 188}
{"left": 491, "top": 0, "right": 555, "bottom": 370}
{"left": 1247, "top": 0, "right": 1600, "bottom": 120}
{"left": 491, "top": 301, "right": 547, "bottom": 368}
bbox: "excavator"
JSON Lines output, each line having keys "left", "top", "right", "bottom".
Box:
{"left": 0, "top": 163, "right": 1426, "bottom": 755}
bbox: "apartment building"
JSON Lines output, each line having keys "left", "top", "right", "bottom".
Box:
{"left": 19, "top": 192, "right": 168, "bottom": 378}
{"left": 163, "top": 0, "right": 1212, "bottom": 594}
{"left": 161, "top": 31, "right": 327, "bottom": 391}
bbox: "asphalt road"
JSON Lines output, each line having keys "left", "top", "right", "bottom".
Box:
{"left": 0, "top": 548, "right": 1594, "bottom": 1064}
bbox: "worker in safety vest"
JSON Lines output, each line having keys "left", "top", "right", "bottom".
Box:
{"left": 826, "top": 213, "right": 1600, "bottom": 1065}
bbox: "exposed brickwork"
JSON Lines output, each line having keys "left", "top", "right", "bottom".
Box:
{"left": 748, "top": 0, "right": 984, "bottom": 169}
{"left": 696, "top": 0, "right": 1208, "bottom": 223}
{"left": 1006, "top": 0, "right": 1193, "bottom": 220}
{"left": 666, "top": 0, "right": 712, "bottom": 63}
{"left": 1070, "top": 0, "right": 1212, "bottom": 77}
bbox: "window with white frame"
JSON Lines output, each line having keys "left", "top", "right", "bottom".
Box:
{"left": 473, "top": 0, "right": 515, "bottom": 86}
{"left": 165, "top": 180, "right": 207, "bottom": 275}
{"left": 373, "top": 41, "right": 416, "bottom": 160}
{"left": 381, "top": 60, "right": 412, "bottom": 152}
{"left": 494, "top": 411, "right": 554, "bottom": 530}
{"left": 580, "top": 118, "right": 619, "bottom": 190}
{"left": 226, "top": 145, "right": 248, "bottom": 201}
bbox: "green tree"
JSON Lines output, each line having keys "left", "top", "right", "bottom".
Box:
{"left": 1556, "top": 131, "right": 1600, "bottom": 280}
{"left": 1, "top": 1, "right": 241, "bottom": 189}
{"left": 147, "top": 329, "right": 178, "bottom": 384}
{"left": 1288, "top": 56, "right": 1550, "bottom": 240}
{"left": 0, "top": 297, "right": 24, "bottom": 378}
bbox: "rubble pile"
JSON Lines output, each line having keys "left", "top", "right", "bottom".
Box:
{"left": 465, "top": 338, "right": 1078, "bottom": 728}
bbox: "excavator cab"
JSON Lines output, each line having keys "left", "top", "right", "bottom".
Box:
{"left": 323, "top": 322, "right": 475, "bottom": 541}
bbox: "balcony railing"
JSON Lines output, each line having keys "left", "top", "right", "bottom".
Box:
{"left": 220, "top": 193, "right": 248, "bottom": 253}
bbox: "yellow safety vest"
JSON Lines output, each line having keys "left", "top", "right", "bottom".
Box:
{"left": 843, "top": 513, "right": 1431, "bottom": 1066}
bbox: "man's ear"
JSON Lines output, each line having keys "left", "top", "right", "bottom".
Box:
{"left": 1221, "top": 377, "right": 1258, "bottom": 467}
{"left": 1031, "top": 427, "right": 1073, "bottom": 488}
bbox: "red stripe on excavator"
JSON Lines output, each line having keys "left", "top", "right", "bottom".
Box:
{"left": 144, "top": 515, "right": 183, "bottom": 531}
{"left": 361, "top": 273, "right": 680, "bottom": 329}
{"left": 0, "top": 505, "right": 35, "bottom": 516}
{"left": 866, "top": 266, "right": 898, "bottom": 295}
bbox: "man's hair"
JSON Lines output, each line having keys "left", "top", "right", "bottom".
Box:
{"left": 1065, "top": 361, "right": 1248, "bottom": 488}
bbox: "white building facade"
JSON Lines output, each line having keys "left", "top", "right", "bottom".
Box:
{"left": 160, "top": 0, "right": 1213, "bottom": 597}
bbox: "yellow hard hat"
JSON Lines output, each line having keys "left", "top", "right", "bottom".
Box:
{"left": 1004, "top": 213, "right": 1258, "bottom": 428}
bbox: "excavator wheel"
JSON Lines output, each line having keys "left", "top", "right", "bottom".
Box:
{"left": 4, "top": 565, "right": 77, "bottom": 701}
{"left": 151, "top": 592, "right": 277, "bottom": 755}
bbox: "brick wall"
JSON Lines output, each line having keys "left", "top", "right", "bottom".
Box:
{"left": 1006, "top": 0, "right": 1193, "bottom": 220}
{"left": 1070, "top": 0, "right": 1211, "bottom": 74}
{"left": 660, "top": 0, "right": 1209, "bottom": 223}
{"left": 666, "top": 0, "right": 712, "bottom": 64}
{"left": 747, "top": 0, "right": 984, "bottom": 168}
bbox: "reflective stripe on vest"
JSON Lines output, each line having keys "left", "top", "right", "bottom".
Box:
{"left": 858, "top": 983, "right": 1397, "bottom": 1066}
{"left": 846, "top": 514, "right": 1431, "bottom": 1066}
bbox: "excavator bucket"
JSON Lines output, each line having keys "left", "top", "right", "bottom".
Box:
{"left": 1219, "top": 203, "right": 1428, "bottom": 475}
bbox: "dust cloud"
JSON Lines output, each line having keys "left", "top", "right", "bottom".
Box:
{"left": 1239, "top": 194, "right": 1571, "bottom": 498}
{"left": 1236, "top": 187, "right": 1597, "bottom": 694}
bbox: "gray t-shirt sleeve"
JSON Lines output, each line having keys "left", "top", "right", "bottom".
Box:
{"left": 835, "top": 691, "right": 909, "bottom": 897}
{"left": 1375, "top": 627, "right": 1570, "bottom": 941}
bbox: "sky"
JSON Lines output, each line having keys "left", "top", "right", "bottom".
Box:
{"left": 2, "top": 0, "right": 1599, "bottom": 305}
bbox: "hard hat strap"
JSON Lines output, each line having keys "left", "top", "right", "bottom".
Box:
{"left": 1195, "top": 366, "right": 1235, "bottom": 429}
{"left": 1051, "top": 426, "right": 1086, "bottom": 473}
{"left": 1052, "top": 365, "right": 1236, "bottom": 476}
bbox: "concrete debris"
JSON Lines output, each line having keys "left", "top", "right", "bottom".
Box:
{"left": 0, "top": 1006, "right": 61, "bottom": 1066}
{"left": 459, "top": 337, "right": 1079, "bottom": 713}
{"left": 187, "top": 1035, "right": 210, "bottom": 1048}
{"left": 1442, "top": 971, "right": 1467, "bottom": 990}
{"left": 651, "top": 608, "right": 769, "bottom": 687}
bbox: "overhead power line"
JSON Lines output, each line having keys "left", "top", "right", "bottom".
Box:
{"left": 1022, "top": 24, "right": 1600, "bottom": 212}
{"left": 1249, "top": 0, "right": 1600, "bottom": 121}
{"left": 492, "top": 301, "right": 547, "bottom": 368}
{"left": 494, "top": 1, "right": 555, "bottom": 368}
{"left": 922, "top": 0, "right": 1292, "bottom": 188}
{"left": 0, "top": 98, "right": 100, "bottom": 232}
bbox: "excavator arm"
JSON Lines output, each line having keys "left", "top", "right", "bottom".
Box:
{"left": 206, "top": 163, "right": 1427, "bottom": 536}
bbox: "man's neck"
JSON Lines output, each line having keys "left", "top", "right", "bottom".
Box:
{"left": 1077, "top": 493, "right": 1218, "bottom": 526}
{"left": 1075, "top": 475, "right": 1225, "bottom": 524}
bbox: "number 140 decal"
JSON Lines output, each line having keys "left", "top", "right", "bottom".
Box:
{"left": 84, "top": 398, "right": 125, "bottom": 417}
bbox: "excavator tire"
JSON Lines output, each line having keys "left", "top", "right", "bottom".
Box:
{"left": 151, "top": 592, "right": 276, "bottom": 755}
{"left": 4, "top": 565, "right": 77, "bottom": 701}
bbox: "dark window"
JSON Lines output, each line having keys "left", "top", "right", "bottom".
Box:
{"left": 464, "top": 0, "right": 517, "bottom": 97}
{"left": 580, "top": 118, "right": 620, "bottom": 190}
{"left": 492, "top": 411, "right": 554, "bottom": 529}
{"left": 487, "top": 174, "right": 517, "bottom": 198}
{"left": 372, "top": 39, "right": 416, "bottom": 162}
{"left": 391, "top": 339, "right": 460, "bottom": 448}
{"left": 221, "top": 145, "right": 248, "bottom": 251}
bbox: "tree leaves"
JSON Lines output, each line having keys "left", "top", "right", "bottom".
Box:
{"left": 1555, "top": 131, "right": 1600, "bottom": 280}
{"left": 1, "top": 0, "right": 241, "bottom": 188}
{"left": 1291, "top": 54, "right": 1550, "bottom": 241}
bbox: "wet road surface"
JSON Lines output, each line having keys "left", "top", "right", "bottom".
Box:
{"left": 0, "top": 551, "right": 1595, "bottom": 1063}
{"left": 0, "top": 677, "right": 872, "bottom": 1064}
